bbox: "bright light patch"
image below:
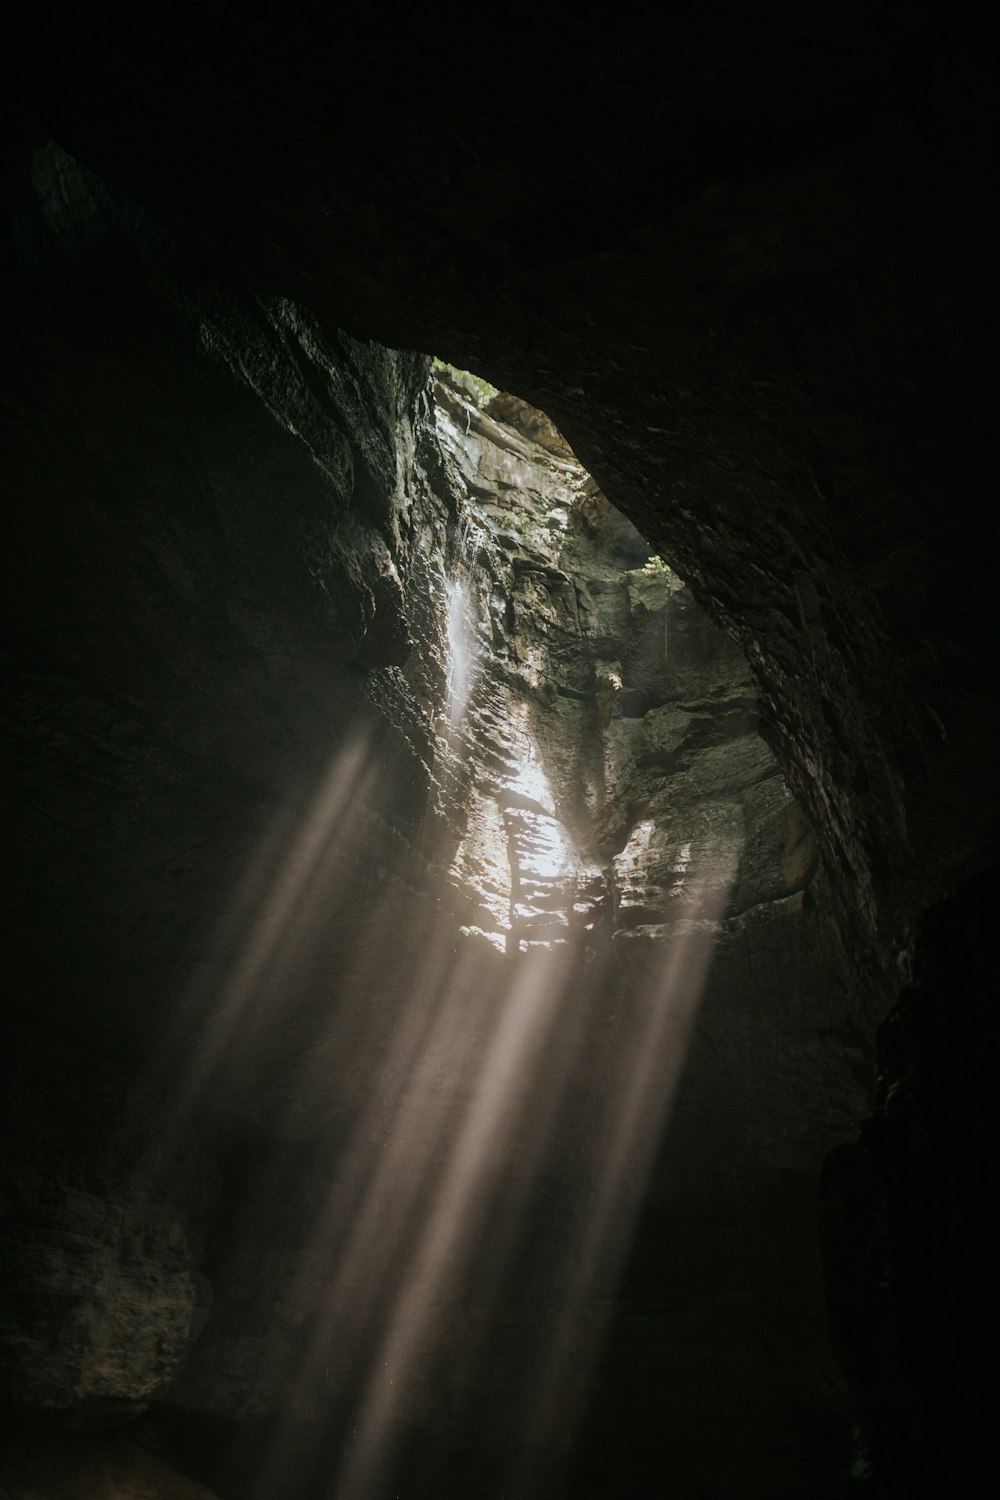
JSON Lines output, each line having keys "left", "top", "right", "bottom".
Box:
{"left": 506, "top": 753, "right": 555, "bottom": 815}
{"left": 446, "top": 578, "right": 474, "bottom": 724}
{"left": 515, "top": 816, "right": 573, "bottom": 886}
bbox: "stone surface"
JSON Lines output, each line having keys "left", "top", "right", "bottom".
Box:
{"left": 0, "top": 185, "right": 863, "bottom": 1488}
{"left": 8, "top": 3, "right": 994, "bottom": 970}
{"left": 1, "top": 14, "right": 997, "bottom": 1495}
{"left": 155, "top": 368, "right": 866, "bottom": 1493}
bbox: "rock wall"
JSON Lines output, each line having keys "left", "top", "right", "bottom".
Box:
{"left": 139, "top": 361, "right": 864, "bottom": 1499}
{"left": 3, "top": 13, "right": 997, "bottom": 1477}
{"left": 383, "top": 366, "right": 869, "bottom": 1496}
{"left": 13, "top": 4, "right": 994, "bottom": 978}
{"left": 0, "top": 141, "right": 441, "bottom": 1469}
{"left": 1, "top": 142, "right": 876, "bottom": 1498}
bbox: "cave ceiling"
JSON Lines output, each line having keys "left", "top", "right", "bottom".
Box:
{"left": 10, "top": 1, "right": 995, "bottom": 965}
{"left": 3, "top": 6, "right": 999, "bottom": 1497}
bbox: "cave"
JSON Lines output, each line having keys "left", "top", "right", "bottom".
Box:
{"left": 2, "top": 7, "right": 998, "bottom": 1499}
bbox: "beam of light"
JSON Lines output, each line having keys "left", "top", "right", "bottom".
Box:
{"left": 456, "top": 942, "right": 616, "bottom": 1315}
{"left": 241, "top": 771, "right": 736, "bottom": 1499}
{"left": 281, "top": 917, "right": 500, "bottom": 1341}
{"left": 513, "top": 842, "right": 741, "bottom": 1490}
{"left": 446, "top": 578, "right": 475, "bottom": 725}
{"left": 163, "top": 733, "right": 377, "bottom": 1136}
{"left": 245, "top": 727, "right": 603, "bottom": 1494}
{"left": 248, "top": 926, "right": 494, "bottom": 1499}
{"left": 274, "top": 845, "right": 733, "bottom": 1500}
{"left": 331, "top": 944, "right": 576, "bottom": 1500}
{"left": 165, "top": 679, "right": 740, "bottom": 1500}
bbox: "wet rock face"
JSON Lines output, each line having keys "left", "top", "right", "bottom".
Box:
{"left": 414, "top": 372, "right": 867, "bottom": 1496}
{"left": 429, "top": 364, "right": 816, "bottom": 972}
{"left": 0, "top": 143, "right": 437, "bottom": 1471}
{"left": 1, "top": 9, "right": 996, "bottom": 1488}
{"left": 1, "top": 140, "right": 866, "bottom": 1496}
{"left": 11, "top": 3, "right": 995, "bottom": 971}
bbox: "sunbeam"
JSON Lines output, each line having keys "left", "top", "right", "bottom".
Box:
{"left": 235, "top": 823, "right": 736, "bottom": 1500}
{"left": 445, "top": 578, "right": 475, "bottom": 726}
{"left": 332, "top": 944, "right": 575, "bottom": 1499}
{"left": 153, "top": 372, "right": 768, "bottom": 1500}
{"left": 515, "top": 848, "right": 740, "bottom": 1487}
{"left": 164, "top": 734, "right": 378, "bottom": 1135}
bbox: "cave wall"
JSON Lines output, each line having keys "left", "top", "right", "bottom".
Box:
{"left": 2, "top": 141, "right": 868, "bottom": 1497}
{"left": 2, "top": 6, "right": 998, "bottom": 1496}
{"left": 1, "top": 140, "right": 441, "bottom": 1435}
{"left": 419, "top": 369, "right": 870, "bottom": 1496}
{"left": 10, "top": 2, "right": 995, "bottom": 968}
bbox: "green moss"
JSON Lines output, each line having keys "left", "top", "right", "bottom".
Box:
{"left": 432, "top": 357, "right": 500, "bottom": 408}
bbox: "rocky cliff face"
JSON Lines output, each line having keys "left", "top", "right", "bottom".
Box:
{"left": 2, "top": 10, "right": 997, "bottom": 1495}
{"left": 388, "top": 367, "right": 869, "bottom": 1496}
{"left": 14, "top": 4, "right": 993, "bottom": 973}
{"left": 3, "top": 154, "right": 865, "bottom": 1494}
{"left": 1, "top": 144, "right": 439, "bottom": 1483}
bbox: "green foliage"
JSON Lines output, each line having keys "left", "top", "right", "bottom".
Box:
{"left": 432, "top": 357, "right": 500, "bottom": 408}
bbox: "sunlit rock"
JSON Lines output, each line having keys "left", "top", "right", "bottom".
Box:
{"left": 6, "top": 34, "right": 992, "bottom": 1483}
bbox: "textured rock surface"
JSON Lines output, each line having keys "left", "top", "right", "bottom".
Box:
{"left": 10, "top": 3, "right": 994, "bottom": 970}
{"left": 0, "top": 142, "right": 441, "bottom": 1491}
{"left": 2, "top": 10, "right": 997, "bottom": 1496}
{"left": 1, "top": 240, "right": 864, "bottom": 1490}
{"left": 447, "top": 386, "right": 867, "bottom": 1498}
